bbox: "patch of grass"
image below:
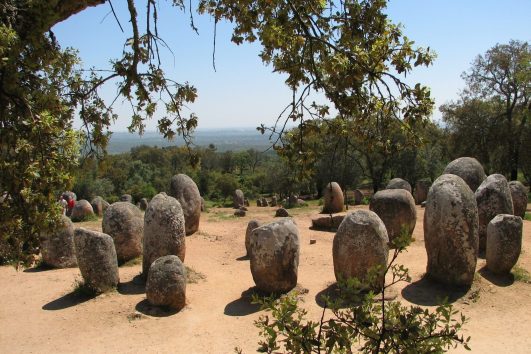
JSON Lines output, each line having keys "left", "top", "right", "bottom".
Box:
{"left": 121, "top": 256, "right": 142, "bottom": 267}
{"left": 186, "top": 266, "right": 206, "bottom": 284}
{"left": 512, "top": 265, "right": 531, "bottom": 284}
{"left": 208, "top": 210, "right": 237, "bottom": 221}
{"left": 127, "top": 312, "right": 145, "bottom": 322}
{"left": 524, "top": 212, "right": 531, "bottom": 221}
{"left": 72, "top": 213, "right": 99, "bottom": 223}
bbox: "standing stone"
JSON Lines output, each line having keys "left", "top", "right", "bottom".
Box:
{"left": 275, "top": 208, "right": 289, "bottom": 217}
{"left": 256, "top": 199, "right": 262, "bottom": 207}
{"left": 74, "top": 228, "right": 119, "bottom": 292}
{"left": 146, "top": 255, "right": 187, "bottom": 311}
{"left": 40, "top": 215, "right": 77, "bottom": 268}
{"left": 234, "top": 209, "right": 246, "bottom": 217}
{"left": 475, "top": 174, "right": 514, "bottom": 252}
{"left": 353, "top": 189, "right": 364, "bottom": 205}
{"left": 169, "top": 174, "right": 201, "bottom": 235}
{"left": 261, "top": 197, "right": 269, "bottom": 207}
{"left": 120, "top": 194, "right": 133, "bottom": 203}
{"left": 322, "top": 182, "right": 344, "bottom": 214}
{"left": 143, "top": 193, "right": 186, "bottom": 276}
{"left": 270, "top": 196, "right": 278, "bottom": 207}
{"left": 414, "top": 180, "right": 431, "bottom": 205}
{"left": 70, "top": 200, "right": 94, "bottom": 222}
{"left": 508, "top": 181, "right": 528, "bottom": 218}
{"left": 333, "top": 210, "right": 389, "bottom": 290}
{"left": 369, "top": 189, "right": 416, "bottom": 246}
{"left": 102, "top": 202, "right": 144, "bottom": 263}
{"left": 424, "top": 174, "right": 479, "bottom": 287}
{"left": 486, "top": 214, "right": 523, "bottom": 274}
{"left": 250, "top": 218, "right": 300, "bottom": 293}
{"left": 245, "top": 220, "right": 262, "bottom": 256}
{"left": 233, "top": 189, "right": 245, "bottom": 208}
{"left": 386, "top": 178, "right": 412, "bottom": 193}
{"left": 200, "top": 197, "right": 205, "bottom": 212}
{"left": 244, "top": 198, "right": 250, "bottom": 207}
{"left": 139, "top": 198, "right": 149, "bottom": 211}
{"left": 91, "top": 196, "right": 110, "bottom": 217}
{"left": 288, "top": 195, "right": 298, "bottom": 207}
{"left": 443, "top": 157, "right": 486, "bottom": 192}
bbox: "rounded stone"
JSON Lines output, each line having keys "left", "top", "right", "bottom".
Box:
{"left": 70, "top": 200, "right": 94, "bottom": 222}
{"left": 139, "top": 198, "right": 149, "bottom": 211}
{"left": 233, "top": 189, "right": 244, "bottom": 208}
{"left": 245, "top": 220, "right": 262, "bottom": 256}
{"left": 200, "top": 197, "right": 205, "bottom": 212}
{"left": 102, "top": 202, "right": 144, "bottom": 263}
{"left": 322, "top": 182, "right": 344, "bottom": 214}
{"left": 443, "top": 157, "right": 486, "bottom": 192}
{"left": 143, "top": 193, "right": 186, "bottom": 276}
{"left": 424, "top": 174, "right": 479, "bottom": 287}
{"left": 146, "top": 255, "right": 187, "bottom": 311}
{"left": 256, "top": 199, "right": 262, "bottom": 207}
{"left": 91, "top": 196, "right": 109, "bottom": 217}
{"left": 270, "top": 196, "right": 278, "bottom": 207}
{"left": 120, "top": 194, "right": 133, "bottom": 203}
{"left": 414, "top": 180, "right": 431, "bottom": 205}
{"left": 234, "top": 209, "right": 246, "bottom": 217}
{"left": 62, "top": 191, "right": 77, "bottom": 201}
{"left": 369, "top": 189, "right": 416, "bottom": 246}
{"left": 486, "top": 214, "right": 523, "bottom": 274}
{"left": 250, "top": 218, "right": 300, "bottom": 293}
{"left": 40, "top": 215, "right": 77, "bottom": 268}
{"left": 74, "top": 228, "right": 119, "bottom": 292}
{"left": 353, "top": 189, "right": 363, "bottom": 205}
{"left": 508, "top": 181, "right": 528, "bottom": 218}
{"left": 475, "top": 174, "right": 514, "bottom": 252}
{"left": 169, "top": 174, "right": 201, "bottom": 235}
{"left": 261, "top": 197, "right": 269, "bottom": 207}
{"left": 386, "top": 178, "right": 412, "bottom": 193}
{"left": 275, "top": 208, "right": 289, "bottom": 217}
{"left": 333, "top": 210, "right": 389, "bottom": 290}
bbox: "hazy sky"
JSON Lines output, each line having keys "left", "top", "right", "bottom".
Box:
{"left": 52, "top": 0, "right": 531, "bottom": 131}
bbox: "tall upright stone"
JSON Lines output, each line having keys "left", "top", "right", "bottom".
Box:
{"left": 386, "top": 178, "right": 412, "bottom": 193}
{"left": 486, "top": 214, "right": 523, "bottom": 274}
{"left": 333, "top": 210, "right": 388, "bottom": 290}
{"left": 245, "top": 220, "right": 262, "bottom": 256}
{"left": 414, "top": 180, "right": 431, "bottom": 205}
{"left": 475, "top": 174, "right": 514, "bottom": 252}
{"left": 74, "top": 228, "right": 119, "bottom": 292}
{"left": 169, "top": 174, "right": 201, "bottom": 235}
{"left": 143, "top": 193, "right": 186, "bottom": 276}
{"left": 508, "top": 181, "right": 528, "bottom": 218}
{"left": 443, "top": 157, "right": 486, "bottom": 192}
{"left": 146, "top": 255, "right": 187, "bottom": 311}
{"left": 250, "top": 218, "right": 300, "bottom": 293}
{"left": 369, "top": 189, "right": 416, "bottom": 246}
{"left": 322, "top": 182, "right": 344, "bottom": 214}
{"left": 40, "top": 215, "right": 77, "bottom": 268}
{"left": 233, "top": 189, "right": 245, "bottom": 208}
{"left": 91, "top": 196, "right": 109, "bottom": 217}
{"left": 424, "top": 174, "right": 478, "bottom": 287}
{"left": 102, "top": 202, "right": 144, "bottom": 263}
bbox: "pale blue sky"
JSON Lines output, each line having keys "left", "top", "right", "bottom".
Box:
{"left": 52, "top": 1, "right": 530, "bottom": 131}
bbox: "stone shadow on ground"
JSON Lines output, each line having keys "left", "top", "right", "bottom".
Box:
{"left": 135, "top": 299, "right": 179, "bottom": 317}
{"left": 118, "top": 274, "right": 146, "bottom": 295}
{"left": 401, "top": 276, "right": 470, "bottom": 306}
{"left": 478, "top": 266, "right": 514, "bottom": 287}
{"left": 315, "top": 283, "right": 397, "bottom": 309}
{"left": 23, "top": 264, "right": 55, "bottom": 273}
{"left": 224, "top": 287, "right": 263, "bottom": 316}
{"left": 236, "top": 255, "right": 250, "bottom": 261}
{"left": 42, "top": 291, "right": 96, "bottom": 310}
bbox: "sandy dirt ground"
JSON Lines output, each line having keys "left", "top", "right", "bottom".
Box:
{"left": 1, "top": 203, "right": 530, "bottom": 354}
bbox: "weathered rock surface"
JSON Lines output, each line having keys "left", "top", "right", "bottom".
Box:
{"left": 169, "top": 174, "right": 201, "bottom": 235}
{"left": 275, "top": 208, "right": 289, "bottom": 217}
{"left": 333, "top": 210, "right": 388, "bottom": 290}
{"left": 414, "top": 180, "right": 431, "bottom": 205}
{"left": 70, "top": 200, "right": 94, "bottom": 222}
{"left": 102, "top": 202, "right": 144, "bottom": 263}
{"left": 475, "top": 174, "right": 514, "bottom": 252}
{"left": 40, "top": 215, "right": 77, "bottom": 268}
{"left": 311, "top": 215, "right": 345, "bottom": 230}
{"left": 91, "top": 196, "right": 109, "bottom": 217}
{"left": 139, "top": 198, "right": 149, "bottom": 211}
{"left": 234, "top": 209, "right": 246, "bottom": 217}
{"left": 143, "top": 193, "right": 186, "bottom": 276}
{"left": 486, "top": 214, "right": 523, "bottom": 274}
{"left": 250, "top": 218, "right": 300, "bottom": 293}
{"left": 369, "top": 189, "right": 416, "bottom": 246}
{"left": 74, "top": 228, "right": 119, "bottom": 292}
{"left": 322, "top": 182, "right": 344, "bottom": 214}
{"left": 424, "top": 174, "right": 478, "bottom": 287}
{"left": 200, "top": 197, "right": 205, "bottom": 212}
{"left": 353, "top": 189, "right": 363, "bottom": 205}
{"left": 245, "top": 220, "right": 262, "bottom": 256}
{"left": 508, "top": 181, "right": 528, "bottom": 218}
{"left": 386, "top": 178, "right": 412, "bottom": 193}
{"left": 233, "top": 189, "right": 244, "bottom": 208}
{"left": 443, "top": 157, "right": 486, "bottom": 192}
{"left": 270, "top": 196, "right": 278, "bottom": 207}
{"left": 120, "top": 194, "right": 133, "bottom": 203}
{"left": 146, "top": 255, "right": 187, "bottom": 310}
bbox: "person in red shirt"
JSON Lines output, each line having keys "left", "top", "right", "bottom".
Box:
{"left": 66, "top": 195, "right": 75, "bottom": 216}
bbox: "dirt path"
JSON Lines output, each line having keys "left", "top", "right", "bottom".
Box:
{"left": 1, "top": 204, "right": 530, "bottom": 353}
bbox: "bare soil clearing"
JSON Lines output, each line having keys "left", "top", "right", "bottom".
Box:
{"left": 1, "top": 204, "right": 530, "bottom": 353}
